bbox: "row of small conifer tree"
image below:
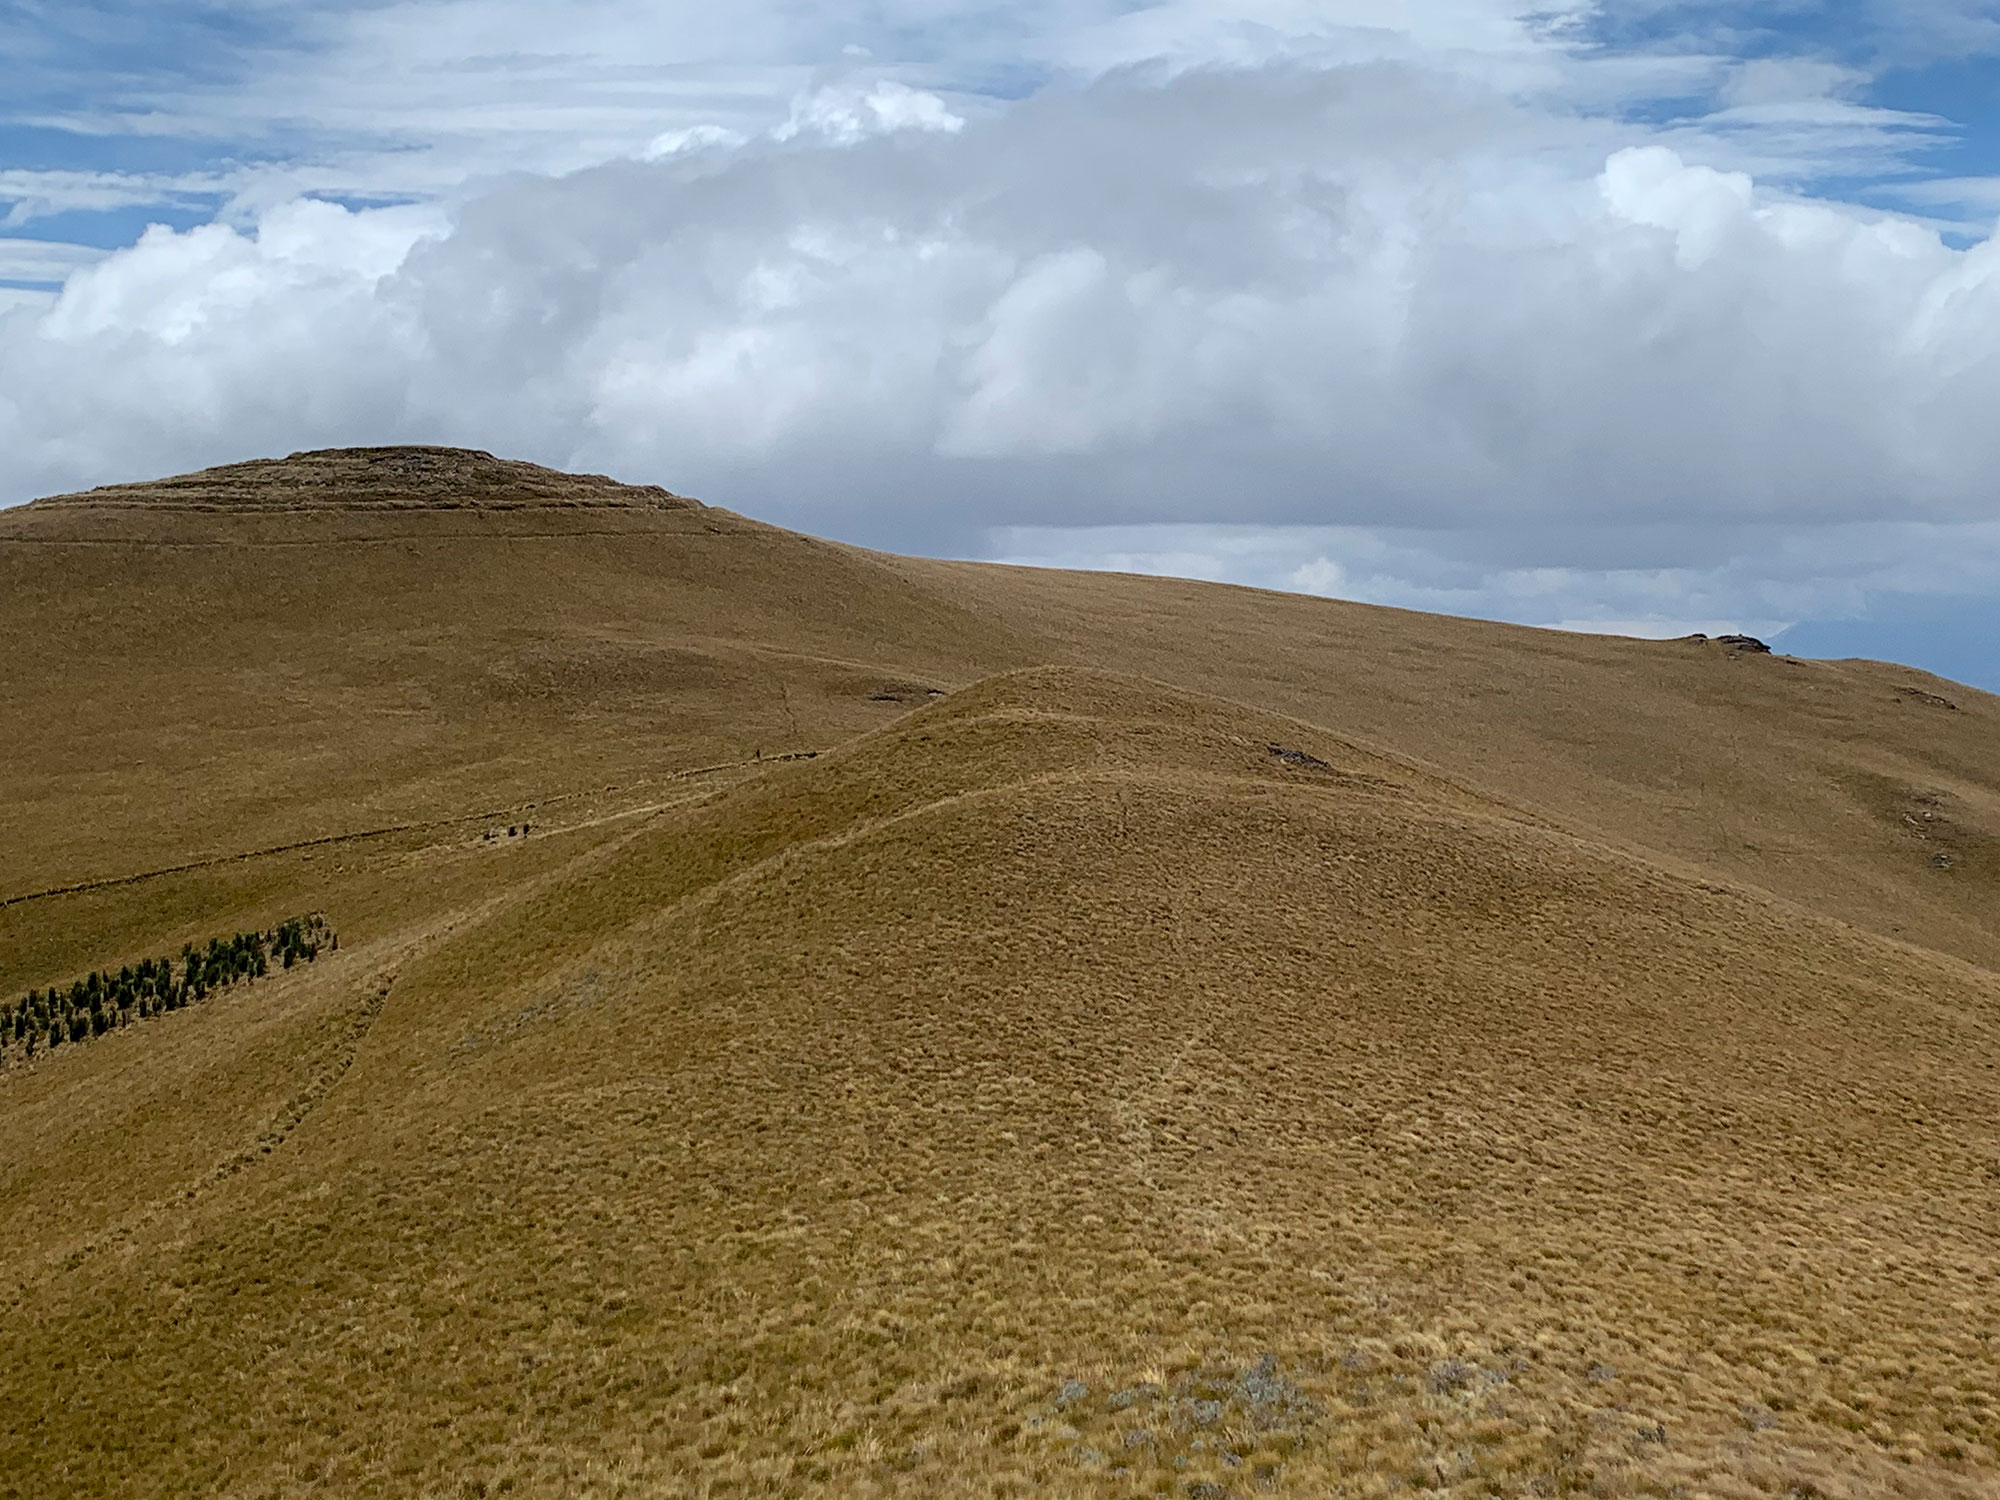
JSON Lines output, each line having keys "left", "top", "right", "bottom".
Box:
{"left": 0, "top": 913, "right": 333, "bottom": 1062}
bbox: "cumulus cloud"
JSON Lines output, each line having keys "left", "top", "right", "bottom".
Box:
{"left": 774, "top": 82, "right": 966, "bottom": 145}
{"left": 642, "top": 125, "right": 751, "bottom": 160}
{"left": 1, "top": 5, "right": 1998, "bottom": 644}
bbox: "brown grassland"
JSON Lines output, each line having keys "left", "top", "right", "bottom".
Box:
{"left": 2, "top": 447, "right": 1997, "bottom": 1499}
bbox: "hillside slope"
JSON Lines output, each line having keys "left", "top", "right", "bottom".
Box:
{"left": 0, "top": 448, "right": 1038, "bottom": 909}
{"left": 887, "top": 554, "right": 2000, "bottom": 972}
{"left": 4, "top": 451, "right": 1999, "bottom": 1499}
{"left": 3, "top": 669, "right": 1996, "bottom": 1499}
{"left": 3, "top": 447, "right": 1995, "bottom": 983}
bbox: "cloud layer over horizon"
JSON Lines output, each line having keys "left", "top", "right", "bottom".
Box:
{"left": 3, "top": 1, "right": 1998, "bottom": 663}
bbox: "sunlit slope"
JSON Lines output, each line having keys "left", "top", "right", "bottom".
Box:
{"left": 891, "top": 555, "right": 2000, "bottom": 970}
{"left": 4, "top": 670, "right": 1996, "bottom": 1499}
{"left": 0, "top": 800, "right": 660, "bottom": 1283}
{"left": 6, "top": 446, "right": 1998, "bottom": 987}
{"left": 0, "top": 448, "right": 1038, "bottom": 899}
{"left": 5, "top": 446, "right": 1996, "bottom": 981}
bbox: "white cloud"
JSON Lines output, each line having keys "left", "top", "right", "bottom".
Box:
{"left": 988, "top": 518, "right": 2000, "bottom": 641}
{"left": 4, "top": 0, "right": 1966, "bottom": 228}
{"left": 0, "top": 238, "right": 106, "bottom": 284}
{"left": 1719, "top": 59, "right": 1866, "bottom": 109}
{"left": 0, "top": 200, "right": 438, "bottom": 488}
{"left": 1050, "top": 0, "right": 1596, "bottom": 78}
{"left": 2, "top": 59, "right": 1997, "bottom": 543}
{"left": 1599, "top": 145, "right": 1755, "bottom": 266}
{"left": 2, "top": 1, "right": 1075, "bottom": 217}
{"left": 0, "top": 287, "right": 55, "bottom": 316}
{"left": 1, "top": 6, "right": 1998, "bottom": 643}
{"left": 41, "top": 201, "right": 440, "bottom": 344}
{"left": 0, "top": 168, "right": 230, "bottom": 226}
{"left": 1892, "top": 176, "right": 2000, "bottom": 215}
{"left": 642, "top": 124, "right": 750, "bottom": 160}
{"left": 774, "top": 82, "right": 966, "bottom": 145}
{"left": 1865, "top": 0, "right": 2000, "bottom": 65}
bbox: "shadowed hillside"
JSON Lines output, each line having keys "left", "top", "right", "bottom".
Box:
{"left": 2, "top": 452, "right": 1998, "bottom": 1499}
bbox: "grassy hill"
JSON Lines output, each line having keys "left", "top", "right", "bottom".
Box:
{"left": 2, "top": 449, "right": 1997, "bottom": 1499}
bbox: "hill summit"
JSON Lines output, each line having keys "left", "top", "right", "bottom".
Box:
{"left": 24, "top": 444, "right": 697, "bottom": 515}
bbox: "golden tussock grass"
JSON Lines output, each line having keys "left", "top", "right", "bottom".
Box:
{"left": 2, "top": 450, "right": 1998, "bottom": 1499}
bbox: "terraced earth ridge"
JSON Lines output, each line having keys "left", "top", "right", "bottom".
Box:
{"left": 20, "top": 445, "right": 695, "bottom": 514}
{"left": 2, "top": 448, "right": 1997, "bottom": 1500}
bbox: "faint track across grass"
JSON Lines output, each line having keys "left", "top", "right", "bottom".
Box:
{"left": 0, "top": 749, "right": 822, "bottom": 911}
{"left": 0, "top": 953, "right": 403, "bottom": 1304}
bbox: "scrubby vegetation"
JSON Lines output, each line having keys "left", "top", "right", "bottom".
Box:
{"left": 1, "top": 913, "right": 332, "bottom": 1062}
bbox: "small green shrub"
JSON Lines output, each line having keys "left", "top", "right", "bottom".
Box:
{"left": 1, "top": 913, "right": 336, "bottom": 1065}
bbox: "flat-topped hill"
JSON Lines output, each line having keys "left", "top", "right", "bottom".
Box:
{"left": 17, "top": 445, "right": 698, "bottom": 516}
{"left": 3, "top": 450, "right": 1999, "bottom": 1499}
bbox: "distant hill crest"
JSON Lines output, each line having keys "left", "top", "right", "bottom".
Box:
{"left": 24, "top": 446, "right": 699, "bottom": 514}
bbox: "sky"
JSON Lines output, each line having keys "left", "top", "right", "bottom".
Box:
{"left": 2, "top": 1, "right": 1998, "bottom": 689}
